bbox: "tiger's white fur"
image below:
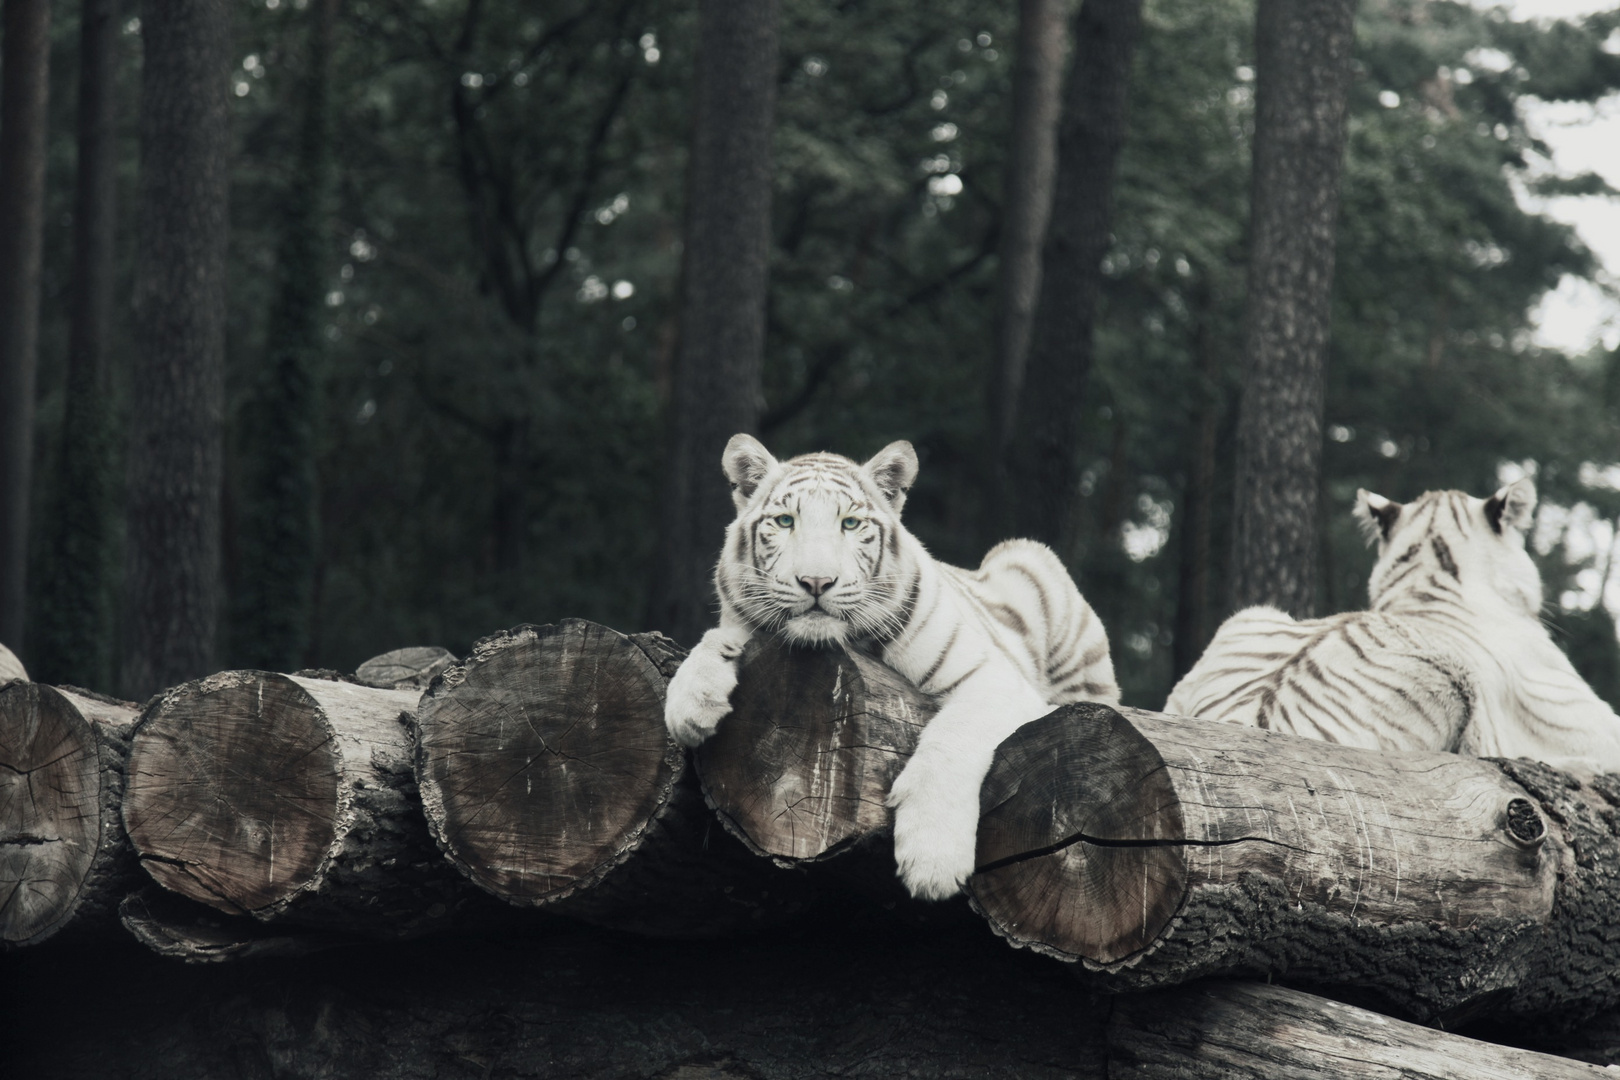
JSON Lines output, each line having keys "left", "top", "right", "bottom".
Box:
{"left": 1165, "top": 478, "right": 1620, "bottom": 770}
{"left": 665, "top": 434, "right": 1120, "bottom": 900}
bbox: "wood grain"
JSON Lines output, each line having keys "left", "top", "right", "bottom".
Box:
{"left": 0, "top": 681, "right": 138, "bottom": 947}
{"left": 1108, "top": 981, "right": 1606, "bottom": 1079}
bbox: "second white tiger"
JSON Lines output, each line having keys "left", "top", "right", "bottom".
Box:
{"left": 1166, "top": 478, "right": 1620, "bottom": 770}
{"left": 665, "top": 434, "right": 1119, "bottom": 900}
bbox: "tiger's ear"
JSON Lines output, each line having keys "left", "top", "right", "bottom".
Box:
{"left": 722, "top": 433, "right": 777, "bottom": 512}
{"left": 1353, "top": 489, "right": 1401, "bottom": 546}
{"left": 863, "top": 440, "right": 919, "bottom": 513}
{"left": 1485, "top": 477, "right": 1536, "bottom": 535}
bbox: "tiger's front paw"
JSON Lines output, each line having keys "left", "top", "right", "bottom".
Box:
{"left": 663, "top": 646, "right": 739, "bottom": 748}
{"left": 887, "top": 754, "right": 981, "bottom": 901}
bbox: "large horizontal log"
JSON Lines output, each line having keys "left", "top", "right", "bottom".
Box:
{"left": 968, "top": 703, "right": 1620, "bottom": 1024}
{"left": 1108, "top": 981, "right": 1606, "bottom": 1079}
{"left": 414, "top": 619, "right": 810, "bottom": 936}
{"left": 1, "top": 682, "right": 140, "bottom": 947}
{"left": 122, "top": 670, "right": 492, "bottom": 937}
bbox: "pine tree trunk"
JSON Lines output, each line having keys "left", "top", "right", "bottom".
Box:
{"left": 0, "top": 681, "right": 141, "bottom": 949}
{"left": 1171, "top": 286, "right": 1222, "bottom": 680}
{"left": 1227, "top": 0, "right": 1359, "bottom": 618}
{"left": 229, "top": 0, "right": 336, "bottom": 672}
{"left": 33, "top": 0, "right": 122, "bottom": 690}
{"left": 414, "top": 621, "right": 811, "bottom": 937}
{"left": 650, "top": 0, "right": 780, "bottom": 646}
{"left": 122, "top": 0, "right": 233, "bottom": 700}
{"left": 1007, "top": 0, "right": 1143, "bottom": 555}
{"left": 0, "top": 0, "right": 52, "bottom": 655}
{"left": 991, "top": 0, "right": 1069, "bottom": 459}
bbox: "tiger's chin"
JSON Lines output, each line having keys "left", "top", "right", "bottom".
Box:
{"left": 781, "top": 611, "right": 851, "bottom": 645}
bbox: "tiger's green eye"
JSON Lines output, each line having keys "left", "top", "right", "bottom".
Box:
{"left": 774, "top": 514, "right": 795, "bottom": 528}
{"left": 842, "top": 516, "right": 861, "bottom": 531}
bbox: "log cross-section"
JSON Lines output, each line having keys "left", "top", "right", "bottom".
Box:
{"left": 695, "top": 634, "right": 934, "bottom": 864}
{"left": 122, "top": 670, "right": 483, "bottom": 937}
{"left": 1, "top": 682, "right": 139, "bottom": 947}
{"left": 968, "top": 703, "right": 1578, "bottom": 1021}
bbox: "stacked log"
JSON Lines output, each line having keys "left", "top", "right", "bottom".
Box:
{"left": 1108, "top": 981, "right": 1608, "bottom": 1079}
{"left": 121, "top": 669, "right": 489, "bottom": 937}
{"left": 968, "top": 703, "right": 1620, "bottom": 1024}
{"left": 413, "top": 619, "right": 809, "bottom": 936}
{"left": 1, "top": 681, "right": 140, "bottom": 947}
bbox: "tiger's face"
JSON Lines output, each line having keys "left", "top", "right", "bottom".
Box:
{"left": 715, "top": 434, "right": 918, "bottom": 645}
{"left": 1354, "top": 478, "right": 1542, "bottom": 617}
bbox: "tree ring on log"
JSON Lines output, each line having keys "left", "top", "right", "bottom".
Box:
{"left": 1505, "top": 797, "right": 1546, "bottom": 847}
{"left": 125, "top": 672, "right": 356, "bottom": 916}
{"left": 1, "top": 683, "right": 103, "bottom": 945}
{"left": 968, "top": 703, "right": 1187, "bottom": 965}
{"left": 695, "top": 636, "right": 931, "bottom": 865}
{"left": 415, "top": 620, "right": 683, "bottom": 905}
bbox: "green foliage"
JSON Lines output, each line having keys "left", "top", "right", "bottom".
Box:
{"left": 21, "top": 0, "right": 1620, "bottom": 706}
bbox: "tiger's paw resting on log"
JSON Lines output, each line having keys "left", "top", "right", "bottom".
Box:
{"left": 667, "top": 433, "right": 1118, "bottom": 900}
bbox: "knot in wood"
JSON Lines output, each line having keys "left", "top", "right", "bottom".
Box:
{"left": 1505, "top": 797, "right": 1546, "bottom": 847}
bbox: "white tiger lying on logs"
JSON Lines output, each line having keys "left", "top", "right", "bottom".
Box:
{"left": 665, "top": 434, "right": 1119, "bottom": 899}
{"left": 1166, "top": 478, "right": 1620, "bottom": 770}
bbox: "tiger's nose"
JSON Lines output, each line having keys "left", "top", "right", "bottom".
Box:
{"left": 798, "top": 576, "right": 837, "bottom": 597}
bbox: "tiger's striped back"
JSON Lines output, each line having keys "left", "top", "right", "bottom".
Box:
{"left": 1166, "top": 480, "right": 1620, "bottom": 768}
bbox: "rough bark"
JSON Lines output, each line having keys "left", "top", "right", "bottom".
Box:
{"left": 122, "top": 0, "right": 232, "bottom": 700}
{"left": 1007, "top": 0, "right": 1143, "bottom": 555}
{"left": 1227, "top": 0, "right": 1359, "bottom": 618}
{"left": 1107, "top": 981, "right": 1608, "bottom": 1079}
{"left": 354, "top": 645, "right": 456, "bottom": 690}
{"left": 31, "top": 0, "right": 122, "bottom": 691}
{"left": 991, "top": 0, "right": 1069, "bottom": 456}
{"left": 3, "top": 920, "right": 1113, "bottom": 1080}
{"left": 1, "top": 681, "right": 140, "bottom": 948}
{"left": 414, "top": 620, "right": 809, "bottom": 937}
{"left": 122, "top": 671, "right": 489, "bottom": 937}
{"left": 0, "top": 0, "right": 52, "bottom": 655}
{"left": 650, "top": 0, "right": 780, "bottom": 646}
{"left": 230, "top": 0, "right": 335, "bottom": 673}
{"left": 968, "top": 703, "right": 1620, "bottom": 1025}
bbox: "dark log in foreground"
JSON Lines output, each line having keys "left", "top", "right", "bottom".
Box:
{"left": 967, "top": 703, "right": 1619, "bottom": 1023}
{"left": 695, "top": 634, "right": 935, "bottom": 864}
{"left": 354, "top": 645, "right": 455, "bottom": 690}
{"left": 123, "top": 671, "right": 486, "bottom": 937}
{"left": 1108, "top": 981, "right": 1606, "bottom": 1079}
{"left": 1, "top": 681, "right": 139, "bottom": 947}
{"left": 415, "top": 620, "right": 808, "bottom": 936}
{"left": 118, "top": 886, "right": 350, "bottom": 963}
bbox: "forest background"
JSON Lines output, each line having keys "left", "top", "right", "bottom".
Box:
{"left": 6, "top": 0, "right": 1620, "bottom": 711}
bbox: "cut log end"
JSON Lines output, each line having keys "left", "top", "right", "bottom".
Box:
{"left": 695, "top": 636, "right": 933, "bottom": 864}
{"left": 969, "top": 704, "right": 1187, "bottom": 965}
{"left": 354, "top": 646, "right": 456, "bottom": 690}
{"left": 415, "top": 620, "right": 684, "bottom": 905}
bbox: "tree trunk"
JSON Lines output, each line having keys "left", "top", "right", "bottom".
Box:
{"left": 122, "top": 671, "right": 491, "bottom": 937}
{"left": 122, "top": 0, "right": 232, "bottom": 700}
{"left": 650, "top": 0, "right": 779, "bottom": 646}
{"left": 0, "top": 0, "right": 52, "bottom": 656}
{"left": 1171, "top": 286, "right": 1222, "bottom": 681}
{"left": 0, "top": 681, "right": 140, "bottom": 948}
{"left": 1108, "top": 981, "right": 1608, "bottom": 1079}
{"left": 1007, "top": 0, "right": 1143, "bottom": 555}
{"left": 414, "top": 620, "right": 811, "bottom": 937}
{"left": 229, "top": 0, "right": 336, "bottom": 673}
{"left": 32, "top": 0, "right": 122, "bottom": 691}
{"left": 1227, "top": 0, "right": 1359, "bottom": 618}
{"left": 968, "top": 702, "right": 1620, "bottom": 1026}
{"left": 990, "top": 0, "right": 1069, "bottom": 460}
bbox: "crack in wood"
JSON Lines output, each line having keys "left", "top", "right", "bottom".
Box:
{"left": 974, "top": 829, "right": 1314, "bottom": 875}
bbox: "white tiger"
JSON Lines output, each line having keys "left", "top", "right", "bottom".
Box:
{"left": 665, "top": 434, "right": 1120, "bottom": 900}
{"left": 1165, "top": 478, "right": 1620, "bottom": 770}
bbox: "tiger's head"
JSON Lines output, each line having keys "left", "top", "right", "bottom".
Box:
{"left": 715, "top": 434, "right": 919, "bottom": 645}
{"left": 1353, "top": 477, "right": 1541, "bottom": 617}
